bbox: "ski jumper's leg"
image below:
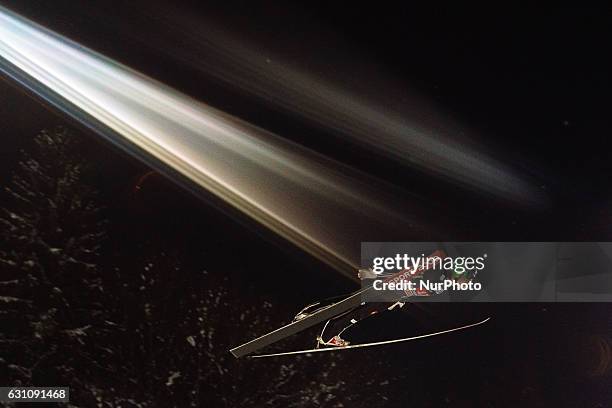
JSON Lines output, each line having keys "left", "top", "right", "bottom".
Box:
{"left": 320, "top": 303, "right": 384, "bottom": 342}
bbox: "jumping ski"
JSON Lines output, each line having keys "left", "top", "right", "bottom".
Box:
{"left": 249, "top": 317, "right": 491, "bottom": 358}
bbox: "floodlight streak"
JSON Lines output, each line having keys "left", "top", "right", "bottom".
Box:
{"left": 0, "top": 8, "right": 434, "bottom": 276}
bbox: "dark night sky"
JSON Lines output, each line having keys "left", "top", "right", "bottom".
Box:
{"left": 1, "top": 3, "right": 612, "bottom": 405}
{"left": 2, "top": 1, "right": 612, "bottom": 241}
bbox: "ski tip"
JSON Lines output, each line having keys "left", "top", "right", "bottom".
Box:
{"left": 230, "top": 347, "right": 246, "bottom": 358}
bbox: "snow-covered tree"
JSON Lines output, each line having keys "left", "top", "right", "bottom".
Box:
{"left": 0, "top": 127, "right": 111, "bottom": 404}
{"left": 0, "top": 127, "right": 398, "bottom": 407}
{"left": 98, "top": 245, "right": 395, "bottom": 407}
